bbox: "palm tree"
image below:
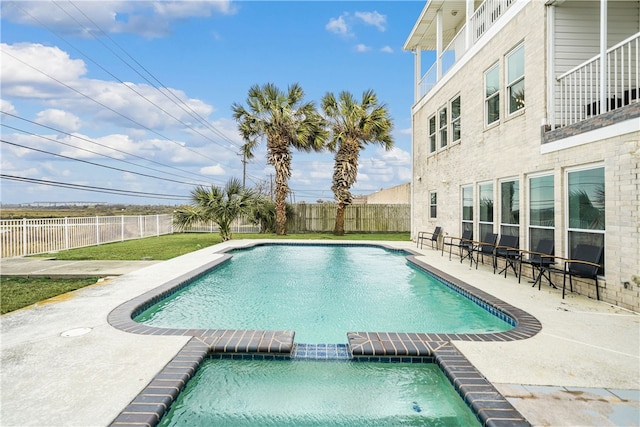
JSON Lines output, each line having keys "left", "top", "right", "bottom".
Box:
{"left": 173, "top": 178, "right": 259, "bottom": 241}
{"left": 232, "top": 83, "right": 328, "bottom": 235}
{"left": 321, "top": 89, "right": 394, "bottom": 236}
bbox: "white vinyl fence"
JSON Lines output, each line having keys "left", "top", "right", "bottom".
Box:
{"left": 0, "top": 214, "right": 174, "bottom": 258}
{"left": 1, "top": 205, "right": 410, "bottom": 258}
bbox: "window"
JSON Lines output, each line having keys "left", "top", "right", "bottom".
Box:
{"left": 485, "top": 64, "right": 500, "bottom": 125}
{"left": 507, "top": 44, "right": 525, "bottom": 114}
{"left": 478, "top": 182, "right": 494, "bottom": 239}
{"left": 500, "top": 180, "right": 519, "bottom": 237}
{"left": 438, "top": 106, "right": 448, "bottom": 148}
{"left": 451, "top": 96, "right": 461, "bottom": 143}
{"left": 529, "top": 174, "right": 554, "bottom": 252}
{"left": 430, "top": 192, "right": 437, "bottom": 218}
{"left": 567, "top": 166, "right": 605, "bottom": 274}
{"left": 462, "top": 185, "right": 473, "bottom": 235}
{"left": 428, "top": 115, "right": 436, "bottom": 153}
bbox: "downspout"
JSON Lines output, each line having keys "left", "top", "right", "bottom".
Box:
{"left": 547, "top": 2, "right": 556, "bottom": 129}
{"left": 600, "top": 0, "right": 608, "bottom": 112}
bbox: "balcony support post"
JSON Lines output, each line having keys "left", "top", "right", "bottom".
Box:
{"left": 436, "top": 8, "right": 443, "bottom": 80}
{"left": 599, "top": 0, "right": 608, "bottom": 112}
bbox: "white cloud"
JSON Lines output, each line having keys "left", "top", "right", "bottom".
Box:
{"left": 1, "top": 43, "right": 214, "bottom": 134}
{"left": 200, "top": 164, "right": 226, "bottom": 176}
{"left": 325, "top": 14, "right": 351, "bottom": 37}
{"left": 0, "top": 1, "right": 235, "bottom": 39}
{"left": 1, "top": 43, "right": 86, "bottom": 97}
{"left": 355, "top": 44, "right": 371, "bottom": 53}
{"left": 380, "top": 46, "right": 394, "bottom": 54}
{"left": 354, "top": 11, "right": 387, "bottom": 31}
{"left": 35, "top": 109, "right": 81, "bottom": 132}
{"left": 1, "top": 98, "right": 17, "bottom": 114}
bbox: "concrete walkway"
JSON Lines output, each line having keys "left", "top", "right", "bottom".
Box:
{"left": 1, "top": 240, "right": 639, "bottom": 426}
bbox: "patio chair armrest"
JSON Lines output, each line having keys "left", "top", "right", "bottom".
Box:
{"left": 562, "top": 258, "right": 602, "bottom": 269}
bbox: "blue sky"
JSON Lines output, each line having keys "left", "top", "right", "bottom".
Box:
{"left": 1, "top": 1, "right": 425, "bottom": 205}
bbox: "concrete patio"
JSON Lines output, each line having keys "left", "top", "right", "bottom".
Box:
{"left": 1, "top": 240, "right": 638, "bottom": 426}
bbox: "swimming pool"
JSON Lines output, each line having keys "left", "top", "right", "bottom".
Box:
{"left": 158, "top": 357, "right": 481, "bottom": 426}
{"left": 134, "top": 244, "right": 513, "bottom": 342}
{"left": 109, "top": 241, "right": 540, "bottom": 427}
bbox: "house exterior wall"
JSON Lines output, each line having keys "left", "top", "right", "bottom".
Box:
{"left": 364, "top": 183, "right": 411, "bottom": 204}
{"left": 410, "top": 1, "right": 640, "bottom": 311}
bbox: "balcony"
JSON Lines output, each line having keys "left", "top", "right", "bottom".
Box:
{"left": 405, "top": 0, "right": 518, "bottom": 101}
{"left": 554, "top": 32, "right": 639, "bottom": 129}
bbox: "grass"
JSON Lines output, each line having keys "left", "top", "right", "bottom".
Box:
{"left": 1, "top": 276, "right": 101, "bottom": 314}
{"left": 32, "top": 232, "right": 411, "bottom": 261}
{"left": 1, "top": 232, "right": 410, "bottom": 313}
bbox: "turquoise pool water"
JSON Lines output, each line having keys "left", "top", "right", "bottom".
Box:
{"left": 135, "top": 244, "right": 512, "bottom": 342}
{"left": 158, "top": 358, "right": 481, "bottom": 427}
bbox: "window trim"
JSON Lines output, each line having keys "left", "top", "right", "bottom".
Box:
{"left": 428, "top": 114, "right": 437, "bottom": 154}
{"left": 429, "top": 191, "right": 437, "bottom": 219}
{"left": 527, "top": 172, "right": 555, "bottom": 252}
{"left": 484, "top": 63, "right": 500, "bottom": 126}
{"left": 450, "top": 95, "right": 461, "bottom": 145}
{"left": 478, "top": 181, "right": 494, "bottom": 238}
{"left": 564, "top": 164, "right": 605, "bottom": 273}
{"left": 506, "top": 43, "right": 525, "bottom": 115}
{"left": 499, "top": 177, "right": 520, "bottom": 237}
{"left": 461, "top": 185, "right": 474, "bottom": 235}
{"left": 438, "top": 105, "right": 448, "bottom": 149}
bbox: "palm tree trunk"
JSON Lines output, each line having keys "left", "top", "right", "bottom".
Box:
{"left": 272, "top": 153, "right": 291, "bottom": 235}
{"left": 334, "top": 203, "right": 346, "bottom": 236}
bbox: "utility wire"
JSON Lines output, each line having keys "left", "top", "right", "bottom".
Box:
{"left": 7, "top": 0, "right": 241, "bottom": 155}
{"left": 1, "top": 174, "right": 191, "bottom": 200}
{"left": 63, "top": 0, "right": 241, "bottom": 150}
{"left": 1, "top": 139, "right": 203, "bottom": 187}
{"left": 0, "top": 49, "right": 226, "bottom": 165}
{"left": 1, "top": 111, "right": 222, "bottom": 184}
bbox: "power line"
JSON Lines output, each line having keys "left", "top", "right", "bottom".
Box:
{"left": 0, "top": 48, "right": 226, "bottom": 165}
{"left": 1, "top": 112, "right": 222, "bottom": 184}
{"left": 6, "top": 1, "right": 240, "bottom": 157}
{"left": 1, "top": 174, "right": 191, "bottom": 200}
{"left": 63, "top": 0, "right": 242, "bottom": 150}
{"left": 1, "top": 139, "right": 203, "bottom": 187}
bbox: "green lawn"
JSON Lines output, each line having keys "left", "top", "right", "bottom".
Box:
{"left": 1, "top": 276, "right": 101, "bottom": 314}
{"left": 2, "top": 232, "right": 410, "bottom": 314}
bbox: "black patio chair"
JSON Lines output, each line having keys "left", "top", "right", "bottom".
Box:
{"left": 493, "top": 235, "right": 521, "bottom": 278}
{"left": 470, "top": 232, "right": 498, "bottom": 269}
{"left": 417, "top": 226, "right": 442, "bottom": 249}
{"left": 441, "top": 229, "right": 473, "bottom": 261}
{"left": 562, "top": 244, "right": 604, "bottom": 300}
{"left": 519, "top": 239, "right": 555, "bottom": 288}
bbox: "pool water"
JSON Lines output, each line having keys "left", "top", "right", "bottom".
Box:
{"left": 158, "top": 358, "right": 481, "bottom": 427}
{"left": 136, "top": 245, "right": 511, "bottom": 342}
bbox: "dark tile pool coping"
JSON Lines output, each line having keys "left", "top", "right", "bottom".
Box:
{"left": 109, "top": 242, "right": 541, "bottom": 427}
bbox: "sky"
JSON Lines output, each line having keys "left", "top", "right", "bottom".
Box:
{"left": 0, "top": 0, "right": 426, "bottom": 205}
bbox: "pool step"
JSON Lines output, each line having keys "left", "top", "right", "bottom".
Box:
{"left": 290, "top": 343, "right": 351, "bottom": 360}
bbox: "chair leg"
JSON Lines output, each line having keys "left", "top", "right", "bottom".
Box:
{"left": 595, "top": 276, "right": 599, "bottom": 300}
{"left": 562, "top": 272, "right": 567, "bottom": 299}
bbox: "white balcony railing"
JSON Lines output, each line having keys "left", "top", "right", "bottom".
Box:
{"left": 556, "top": 32, "right": 639, "bottom": 128}
{"left": 418, "top": 0, "right": 515, "bottom": 99}
{"left": 470, "top": 0, "right": 517, "bottom": 43}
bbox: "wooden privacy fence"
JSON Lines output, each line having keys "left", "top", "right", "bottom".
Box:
{"left": 0, "top": 214, "right": 174, "bottom": 258}
{"left": 288, "top": 204, "right": 410, "bottom": 233}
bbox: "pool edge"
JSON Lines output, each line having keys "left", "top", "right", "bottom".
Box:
{"left": 108, "top": 241, "right": 539, "bottom": 427}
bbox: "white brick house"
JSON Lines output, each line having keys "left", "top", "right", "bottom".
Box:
{"left": 405, "top": 0, "right": 639, "bottom": 311}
